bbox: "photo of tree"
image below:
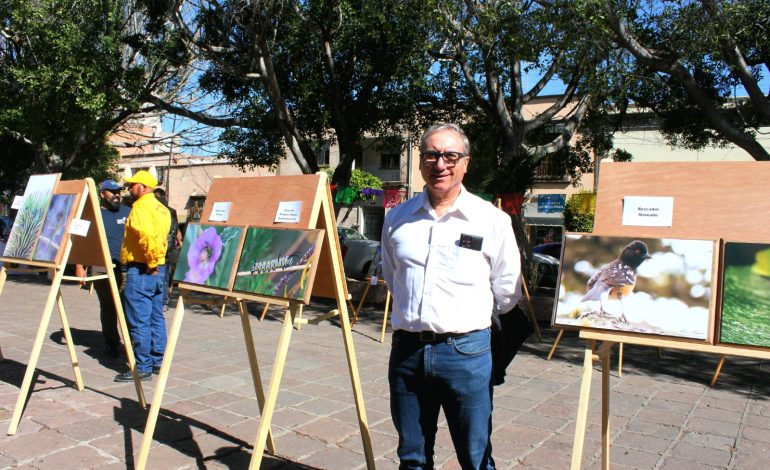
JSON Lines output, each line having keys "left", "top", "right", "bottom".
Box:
{"left": 233, "top": 227, "right": 324, "bottom": 303}
{"left": 719, "top": 242, "right": 770, "bottom": 348}
{"left": 553, "top": 234, "right": 715, "bottom": 340}
{"left": 173, "top": 224, "right": 244, "bottom": 290}
{"left": 3, "top": 174, "right": 61, "bottom": 260}
{"left": 32, "top": 194, "right": 76, "bottom": 262}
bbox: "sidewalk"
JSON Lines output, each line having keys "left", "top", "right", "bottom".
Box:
{"left": 1, "top": 275, "right": 770, "bottom": 469}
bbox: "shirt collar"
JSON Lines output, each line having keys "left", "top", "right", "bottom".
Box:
{"left": 413, "top": 185, "right": 473, "bottom": 219}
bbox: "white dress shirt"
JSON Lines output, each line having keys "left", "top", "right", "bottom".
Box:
{"left": 381, "top": 186, "right": 522, "bottom": 334}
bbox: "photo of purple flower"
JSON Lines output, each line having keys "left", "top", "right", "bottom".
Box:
{"left": 184, "top": 227, "right": 223, "bottom": 283}
{"left": 174, "top": 224, "right": 244, "bottom": 289}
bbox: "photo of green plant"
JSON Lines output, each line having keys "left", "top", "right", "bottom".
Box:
{"left": 3, "top": 174, "right": 61, "bottom": 260}
{"left": 233, "top": 227, "right": 324, "bottom": 303}
{"left": 719, "top": 242, "right": 770, "bottom": 348}
{"left": 33, "top": 194, "right": 76, "bottom": 262}
{"left": 173, "top": 224, "right": 244, "bottom": 290}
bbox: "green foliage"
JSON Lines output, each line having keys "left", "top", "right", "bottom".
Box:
{"left": 563, "top": 190, "right": 596, "bottom": 233}
{"left": 591, "top": 0, "right": 769, "bottom": 154}
{"left": 195, "top": 0, "right": 433, "bottom": 184}
{"left": 428, "top": 0, "right": 625, "bottom": 192}
{"left": 324, "top": 168, "right": 383, "bottom": 203}
{"left": 0, "top": 0, "right": 187, "bottom": 196}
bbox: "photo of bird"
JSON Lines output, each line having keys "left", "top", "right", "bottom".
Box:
{"left": 580, "top": 240, "right": 652, "bottom": 322}
{"left": 554, "top": 235, "right": 713, "bottom": 340}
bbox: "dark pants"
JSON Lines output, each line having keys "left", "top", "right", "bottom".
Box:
{"left": 93, "top": 266, "right": 123, "bottom": 349}
{"left": 389, "top": 328, "right": 495, "bottom": 470}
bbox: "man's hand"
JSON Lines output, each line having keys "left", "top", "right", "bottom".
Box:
{"left": 74, "top": 264, "right": 87, "bottom": 287}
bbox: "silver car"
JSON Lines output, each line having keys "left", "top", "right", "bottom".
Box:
{"left": 338, "top": 227, "right": 380, "bottom": 280}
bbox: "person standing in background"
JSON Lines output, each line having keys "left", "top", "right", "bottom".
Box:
{"left": 114, "top": 171, "right": 171, "bottom": 382}
{"left": 153, "top": 187, "right": 182, "bottom": 310}
{"left": 75, "top": 180, "right": 131, "bottom": 357}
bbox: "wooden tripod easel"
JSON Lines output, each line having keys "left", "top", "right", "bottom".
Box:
{"left": 353, "top": 277, "right": 391, "bottom": 342}
{"left": 0, "top": 178, "right": 145, "bottom": 435}
{"left": 566, "top": 161, "right": 770, "bottom": 469}
{"left": 570, "top": 330, "right": 770, "bottom": 469}
{"left": 134, "top": 173, "right": 374, "bottom": 470}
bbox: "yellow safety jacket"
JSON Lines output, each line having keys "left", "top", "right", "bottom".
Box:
{"left": 120, "top": 193, "right": 171, "bottom": 269}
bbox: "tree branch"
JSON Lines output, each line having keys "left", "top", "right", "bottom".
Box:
{"left": 603, "top": 0, "right": 770, "bottom": 160}
{"left": 147, "top": 95, "right": 243, "bottom": 127}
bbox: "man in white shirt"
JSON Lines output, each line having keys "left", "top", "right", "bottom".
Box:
{"left": 382, "top": 123, "right": 521, "bottom": 469}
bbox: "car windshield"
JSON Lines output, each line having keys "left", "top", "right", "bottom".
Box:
{"left": 340, "top": 228, "right": 367, "bottom": 241}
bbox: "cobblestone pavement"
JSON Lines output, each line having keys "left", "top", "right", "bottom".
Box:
{"left": 2, "top": 274, "right": 770, "bottom": 469}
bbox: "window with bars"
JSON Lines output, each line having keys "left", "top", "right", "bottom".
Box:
{"left": 533, "top": 154, "right": 568, "bottom": 183}
{"left": 379, "top": 153, "right": 399, "bottom": 170}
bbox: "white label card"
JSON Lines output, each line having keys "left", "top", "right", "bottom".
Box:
{"left": 209, "top": 202, "right": 232, "bottom": 222}
{"left": 622, "top": 196, "right": 674, "bottom": 227}
{"left": 274, "top": 201, "right": 302, "bottom": 223}
{"left": 370, "top": 276, "right": 378, "bottom": 285}
{"left": 69, "top": 219, "right": 91, "bottom": 237}
{"left": 11, "top": 195, "right": 24, "bottom": 209}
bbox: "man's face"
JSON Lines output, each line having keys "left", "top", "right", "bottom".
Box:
{"left": 128, "top": 183, "right": 144, "bottom": 201}
{"left": 420, "top": 129, "right": 469, "bottom": 200}
{"left": 101, "top": 189, "right": 121, "bottom": 211}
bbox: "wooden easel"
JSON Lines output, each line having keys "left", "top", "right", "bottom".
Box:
{"left": 353, "top": 277, "right": 391, "bottom": 342}
{"left": 493, "top": 198, "right": 543, "bottom": 342}
{"left": 519, "top": 270, "right": 543, "bottom": 341}
{"left": 0, "top": 178, "right": 145, "bottom": 435}
{"left": 135, "top": 173, "right": 374, "bottom": 470}
{"left": 569, "top": 162, "right": 770, "bottom": 469}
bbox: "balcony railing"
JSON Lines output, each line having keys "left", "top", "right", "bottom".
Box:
{"left": 361, "top": 167, "right": 403, "bottom": 183}
{"left": 533, "top": 156, "right": 568, "bottom": 183}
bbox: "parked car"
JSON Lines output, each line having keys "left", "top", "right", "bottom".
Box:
{"left": 532, "top": 242, "right": 562, "bottom": 260}
{"left": 532, "top": 252, "right": 559, "bottom": 290}
{"left": 338, "top": 227, "right": 380, "bottom": 280}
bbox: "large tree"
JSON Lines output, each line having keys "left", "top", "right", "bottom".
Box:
{"left": 589, "top": 0, "right": 769, "bottom": 160}
{"left": 430, "top": 0, "right": 624, "bottom": 193}
{"left": 0, "top": 0, "right": 192, "bottom": 198}
{"left": 158, "top": 0, "right": 432, "bottom": 186}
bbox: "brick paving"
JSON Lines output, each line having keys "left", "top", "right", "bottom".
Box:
{"left": 2, "top": 274, "right": 770, "bottom": 469}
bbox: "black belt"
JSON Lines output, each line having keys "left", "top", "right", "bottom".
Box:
{"left": 126, "top": 262, "right": 148, "bottom": 269}
{"left": 394, "top": 329, "right": 479, "bottom": 342}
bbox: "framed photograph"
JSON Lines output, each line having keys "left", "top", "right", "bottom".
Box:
{"left": 3, "top": 174, "right": 61, "bottom": 260}
{"left": 232, "top": 227, "right": 324, "bottom": 303}
{"left": 173, "top": 224, "right": 245, "bottom": 290}
{"left": 32, "top": 194, "right": 76, "bottom": 262}
{"left": 718, "top": 241, "right": 770, "bottom": 348}
{"left": 553, "top": 234, "right": 716, "bottom": 341}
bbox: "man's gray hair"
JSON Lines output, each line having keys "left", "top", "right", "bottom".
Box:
{"left": 419, "top": 123, "right": 470, "bottom": 155}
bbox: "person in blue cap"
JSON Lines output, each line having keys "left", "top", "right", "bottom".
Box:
{"left": 75, "top": 179, "right": 131, "bottom": 357}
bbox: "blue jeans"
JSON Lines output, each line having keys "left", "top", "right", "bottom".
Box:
{"left": 123, "top": 265, "right": 167, "bottom": 373}
{"left": 389, "top": 328, "right": 494, "bottom": 470}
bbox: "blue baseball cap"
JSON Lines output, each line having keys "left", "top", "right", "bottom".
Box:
{"left": 99, "top": 180, "right": 122, "bottom": 192}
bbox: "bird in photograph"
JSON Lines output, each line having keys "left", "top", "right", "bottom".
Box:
{"left": 581, "top": 240, "right": 653, "bottom": 322}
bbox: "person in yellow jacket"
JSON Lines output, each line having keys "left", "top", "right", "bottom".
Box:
{"left": 114, "top": 170, "right": 171, "bottom": 382}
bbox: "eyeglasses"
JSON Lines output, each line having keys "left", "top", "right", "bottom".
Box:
{"left": 419, "top": 151, "right": 467, "bottom": 166}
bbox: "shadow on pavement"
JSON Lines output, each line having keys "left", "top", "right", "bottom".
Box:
{"left": 113, "top": 398, "right": 321, "bottom": 470}
{"left": 49, "top": 327, "right": 125, "bottom": 372}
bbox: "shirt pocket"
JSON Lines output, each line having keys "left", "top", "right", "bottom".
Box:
{"left": 448, "top": 245, "right": 488, "bottom": 285}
